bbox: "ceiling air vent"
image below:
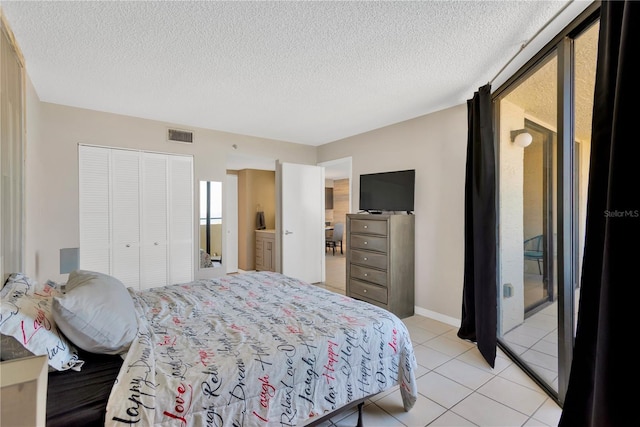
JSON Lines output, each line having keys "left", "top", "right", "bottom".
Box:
{"left": 167, "top": 128, "right": 194, "bottom": 144}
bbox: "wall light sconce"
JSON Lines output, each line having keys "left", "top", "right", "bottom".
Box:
{"left": 510, "top": 129, "right": 533, "bottom": 148}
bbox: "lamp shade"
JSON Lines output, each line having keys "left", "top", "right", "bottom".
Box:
{"left": 511, "top": 130, "right": 533, "bottom": 148}
{"left": 514, "top": 132, "right": 533, "bottom": 147}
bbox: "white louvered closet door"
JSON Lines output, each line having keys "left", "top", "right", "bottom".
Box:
{"left": 110, "top": 149, "right": 141, "bottom": 289}
{"left": 168, "top": 155, "right": 194, "bottom": 285}
{"left": 140, "top": 153, "right": 169, "bottom": 289}
{"left": 80, "top": 146, "right": 193, "bottom": 289}
{"left": 79, "top": 145, "right": 111, "bottom": 273}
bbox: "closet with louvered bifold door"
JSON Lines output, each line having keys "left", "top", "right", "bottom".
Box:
{"left": 79, "top": 145, "right": 194, "bottom": 290}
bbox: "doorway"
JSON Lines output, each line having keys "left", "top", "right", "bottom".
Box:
{"left": 226, "top": 154, "right": 327, "bottom": 283}
{"left": 318, "top": 157, "right": 352, "bottom": 294}
{"left": 226, "top": 153, "right": 277, "bottom": 274}
{"left": 523, "top": 120, "right": 555, "bottom": 316}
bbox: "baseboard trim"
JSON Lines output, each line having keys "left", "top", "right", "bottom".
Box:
{"left": 414, "top": 306, "right": 460, "bottom": 328}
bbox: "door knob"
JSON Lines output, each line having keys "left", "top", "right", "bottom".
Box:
{"left": 285, "top": 230, "right": 293, "bottom": 235}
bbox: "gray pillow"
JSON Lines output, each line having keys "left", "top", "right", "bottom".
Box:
{"left": 52, "top": 270, "right": 137, "bottom": 354}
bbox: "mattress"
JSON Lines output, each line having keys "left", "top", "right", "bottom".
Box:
{"left": 46, "top": 350, "right": 124, "bottom": 427}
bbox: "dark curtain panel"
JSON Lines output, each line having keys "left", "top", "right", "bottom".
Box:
{"left": 560, "top": 1, "right": 639, "bottom": 425}
{"left": 457, "top": 84, "right": 497, "bottom": 368}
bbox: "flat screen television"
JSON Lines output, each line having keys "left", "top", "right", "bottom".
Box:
{"left": 359, "top": 169, "right": 415, "bottom": 213}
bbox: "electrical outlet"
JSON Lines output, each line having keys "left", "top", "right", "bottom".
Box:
{"left": 503, "top": 283, "right": 514, "bottom": 298}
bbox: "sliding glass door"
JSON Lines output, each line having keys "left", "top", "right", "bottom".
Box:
{"left": 497, "top": 49, "right": 561, "bottom": 396}
{"left": 495, "top": 11, "right": 598, "bottom": 405}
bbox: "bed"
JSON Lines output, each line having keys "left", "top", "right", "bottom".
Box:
{"left": 1, "top": 270, "right": 417, "bottom": 426}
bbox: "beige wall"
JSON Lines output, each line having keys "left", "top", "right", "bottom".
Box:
{"left": 24, "top": 75, "right": 43, "bottom": 278}
{"left": 24, "top": 96, "right": 315, "bottom": 284}
{"left": 24, "top": 70, "right": 470, "bottom": 325}
{"left": 317, "top": 104, "right": 467, "bottom": 324}
{"left": 237, "top": 169, "right": 276, "bottom": 270}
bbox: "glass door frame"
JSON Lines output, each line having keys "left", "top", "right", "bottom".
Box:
{"left": 523, "top": 119, "right": 555, "bottom": 316}
{"left": 493, "top": 3, "right": 600, "bottom": 406}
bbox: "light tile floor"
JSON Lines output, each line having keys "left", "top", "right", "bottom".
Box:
{"left": 502, "top": 275, "right": 580, "bottom": 392}
{"left": 312, "top": 254, "right": 563, "bottom": 426}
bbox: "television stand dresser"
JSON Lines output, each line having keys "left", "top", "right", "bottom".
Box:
{"left": 346, "top": 214, "right": 415, "bottom": 318}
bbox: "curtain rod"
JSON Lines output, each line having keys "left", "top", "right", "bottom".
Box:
{"left": 488, "top": 0, "right": 575, "bottom": 85}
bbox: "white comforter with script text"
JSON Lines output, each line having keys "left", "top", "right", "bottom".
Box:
{"left": 105, "top": 271, "right": 417, "bottom": 426}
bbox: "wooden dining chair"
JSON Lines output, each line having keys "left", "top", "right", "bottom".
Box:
{"left": 326, "top": 222, "right": 344, "bottom": 255}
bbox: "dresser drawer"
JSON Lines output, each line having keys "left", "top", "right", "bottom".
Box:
{"left": 350, "top": 234, "right": 387, "bottom": 253}
{"left": 350, "top": 219, "right": 388, "bottom": 236}
{"left": 256, "top": 240, "right": 263, "bottom": 251}
{"left": 349, "top": 249, "right": 387, "bottom": 269}
{"left": 350, "top": 264, "right": 387, "bottom": 287}
{"left": 350, "top": 279, "right": 387, "bottom": 304}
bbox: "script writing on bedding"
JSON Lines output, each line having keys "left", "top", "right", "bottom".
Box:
{"left": 106, "top": 271, "right": 417, "bottom": 426}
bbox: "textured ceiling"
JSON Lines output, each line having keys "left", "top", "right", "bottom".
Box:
{"left": 505, "top": 20, "right": 598, "bottom": 143}
{"left": 2, "top": 0, "right": 585, "bottom": 146}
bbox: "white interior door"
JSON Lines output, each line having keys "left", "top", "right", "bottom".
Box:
{"left": 277, "top": 162, "right": 325, "bottom": 283}
{"left": 225, "top": 173, "right": 239, "bottom": 274}
{"left": 110, "top": 149, "right": 141, "bottom": 289}
{"left": 140, "top": 153, "right": 169, "bottom": 289}
{"left": 79, "top": 145, "right": 111, "bottom": 274}
{"left": 168, "top": 155, "right": 194, "bottom": 285}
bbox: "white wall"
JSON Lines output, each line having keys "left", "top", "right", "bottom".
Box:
{"left": 25, "top": 95, "right": 316, "bottom": 284}
{"left": 317, "top": 104, "right": 467, "bottom": 324}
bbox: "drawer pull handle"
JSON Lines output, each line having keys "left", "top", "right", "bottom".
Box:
{"left": 364, "top": 225, "right": 368, "bottom": 229}
{"left": 126, "top": 244, "right": 131, "bottom": 248}
{"left": 363, "top": 289, "right": 367, "bottom": 293}
{"left": 364, "top": 241, "right": 368, "bottom": 245}
{"left": 363, "top": 257, "right": 368, "bottom": 261}
{"left": 364, "top": 273, "right": 368, "bottom": 276}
